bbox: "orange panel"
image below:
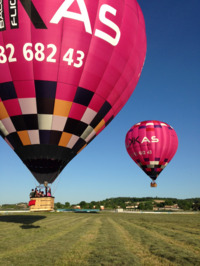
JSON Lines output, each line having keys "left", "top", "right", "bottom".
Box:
{"left": 53, "top": 99, "right": 72, "bottom": 117}
{"left": 59, "top": 132, "right": 72, "bottom": 147}
{"left": 94, "top": 119, "right": 105, "bottom": 134}
{"left": 0, "top": 102, "right": 9, "bottom": 119}
{"left": 18, "top": 131, "right": 31, "bottom": 145}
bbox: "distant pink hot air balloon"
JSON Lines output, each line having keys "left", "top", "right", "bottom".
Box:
{"left": 125, "top": 121, "right": 178, "bottom": 187}
{"left": 0, "top": 0, "right": 146, "bottom": 184}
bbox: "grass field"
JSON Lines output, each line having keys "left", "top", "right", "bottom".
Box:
{"left": 0, "top": 212, "right": 200, "bottom": 265}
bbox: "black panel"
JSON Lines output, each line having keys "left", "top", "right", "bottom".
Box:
{"left": 147, "top": 170, "right": 162, "bottom": 181}
{"left": 73, "top": 138, "right": 86, "bottom": 153}
{"left": 11, "top": 116, "right": 26, "bottom": 131}
{"left": 37, "top": 98, "right": 55, "bottom": 114}
{"left": 0, "top": 82, "right": 17, "bottom": 100}
{"left": 39, "top": 130, "right": 51, "bottom": 144}
{"left": 0, "top": 0, "right": 6, "bottom": 31}
{"left": 6, "top": 132, "right": 22, "bottom": 149}
{"left": 64, "top": 118, "right": 87, "bottom": 136}
{"left": 74, "top": 87, "right": 94, "bottom": 106}
{"left": 90, "top": 101, "right": 112, "bottom": 128}
{"left": 23, "top": 114, "right": 38, "bottom": 129}
{"left": 11, "top": 115, "right": 38, "bottom": 131}
{"left": 0, "top": 131, "right": 4, "bottom": 139}
{"left": 50, "top": 131, "right": 62, "bottom": 145}
{"left": 35, "top": 80, "right": 57, "bottom": 98}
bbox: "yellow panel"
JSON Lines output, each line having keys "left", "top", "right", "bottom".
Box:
{"left": 18, "top": 131, "right": 31, "bottom": 145}
{"left": 94, "top": 119, "right": 105, "bottom": 134}
{"left": 0, "top": 102, "right": 9, "bottom": 119}
{"left": 53, "top": 99, "right": 72, "bottom": 117}
{"left": 77, "top": 144, "right": 87, "bottom": 154}
{"left": 59, "top": 132, "right": 72, "bottom": 147}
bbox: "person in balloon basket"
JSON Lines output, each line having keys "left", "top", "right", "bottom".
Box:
{"left": 29, "top": 189, "right": 35, "bottom": 198}
{"left": 34, "top": 188, "right": 40, "bottom": 197}
{"left": 47, "top": 188, "right": 51, "bottom": 197}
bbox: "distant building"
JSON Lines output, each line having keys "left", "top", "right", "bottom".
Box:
{"left": 154, "top": 204, "right": 180, "bottom": 211}
{"left": 115, "top": 208, "right": 123, "bottom": 212}
{"left": 72, "top": 205, "right": 80, "bottom": 209}
{"left": 126, "top": 205, "right": 138, "bottom": 209}
{"left": 164, "top": 204, "right": 179, "bottom": 210}
{"left": 154, "top": 200, "right": 165, "bottom": 204}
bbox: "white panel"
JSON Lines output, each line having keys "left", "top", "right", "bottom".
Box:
{"left": 52, "top": 115, "right": 67, "bottom": 131}
{"left": 81, "top": 108, "right": 97, "bottom": 124}
{"left": 149, "top": 161, "right": 160, "bottom": 166}
{"left": 81, "top": 126, "right": 93, "bottom": 140}
{"left": 28, "top": 130, "right": 40, "bottom": 144}
{"left": 161, "top": 123, "right": 167, "bottom": 127}
{"left": 18, "top": 98, "right": 37, "bottom": 114}
{"left": 146, "top": 165, "right": 155, "bottom": 168}
{"left": 67, "top": 135, "right": 79, "bottom": 148}
{"left": 1, "top": 118, "right": 16, "bottom": 133}
{"left": 85, "top": 130, "right": 96, "bottom": 143}
{"left": 0, "top": 121, "right": 9, "bottom": 136}
{"left": 38, "top": 114, "right": 53, "bottom": 130}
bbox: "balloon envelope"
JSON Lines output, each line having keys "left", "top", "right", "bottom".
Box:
{"left": 125, "top": 121, "right": 178, "bottom": 182}
{"left": 0, "top": 0, "right": 146, "bottom": 183}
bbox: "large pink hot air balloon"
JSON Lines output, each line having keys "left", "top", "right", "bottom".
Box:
{"left": 125, "top": 121, "right": 178, "bottom": 187}
{"left": 0, "top": 0, "right": 146, "bottom": 184}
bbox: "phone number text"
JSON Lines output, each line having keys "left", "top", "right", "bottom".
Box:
{"left": 0, "top": 43, "right": 84, "bottom": 68}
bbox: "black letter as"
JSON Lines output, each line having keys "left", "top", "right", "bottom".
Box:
{"left": 19, "top": 0, "right": 47, "bottom": 29}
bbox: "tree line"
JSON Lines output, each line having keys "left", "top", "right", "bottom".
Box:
{"left": 54, "top": 197, "right": 200, "bottom": 211}
{"left": 1, "top": 197, "right": 199, "bottom": 211}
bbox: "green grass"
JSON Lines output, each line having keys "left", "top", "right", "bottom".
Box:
{"left": 0, "top": 212, "right": 200, "bottom": 265}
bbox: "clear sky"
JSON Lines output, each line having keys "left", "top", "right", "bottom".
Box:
{"left": 0, "top": 0, "right": 199, "bottom": 205}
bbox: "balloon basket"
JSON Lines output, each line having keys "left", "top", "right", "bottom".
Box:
{"left": 29, "top": 197, "right": 54, "bottom": 212}
{"left": 150, "top": 182, "right": 157, "bottom": 188}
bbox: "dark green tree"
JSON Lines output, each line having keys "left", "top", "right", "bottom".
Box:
{"left": 64, "top": 202, "right": 70, "bottom": 209}
{"left": 79, "top": 201, "right": 87, "bottom": 209}
{"left": 178, "top": 200, "right": 192, "bottom": 210}
{"left": 192, "top": 203, "right": 200, "bottom": 211}
{"left": 55, "top": 202, "right": 63, "bottom": 209}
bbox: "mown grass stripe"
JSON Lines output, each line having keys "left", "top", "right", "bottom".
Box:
{"left": 117, "top": 215, "right": 200, "bottom": 265}
{"left": 86, "top": 215, "right": 142, "bottom": 265}
{"left": 107, "top": 216, "right": 175, "bottom": 266}
{"left": 54, "top": 215, "right": 102, "bottom": 265}
{"left": 132, "top": 220, "right": 200, "bottom": 252}
{"left": 120, "top": 217, "right": 200, "bottom": 253}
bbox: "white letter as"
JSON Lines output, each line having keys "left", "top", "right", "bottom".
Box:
{"left": 50, "top": 0, "right": 92, "bottom": 34}
{"left": 141, "top": 137, "right": 150, "bottom": 143}
{"left": 95, "top": 4, "right": 121, "bottom": 46}
{"left": 151, "top": 136, "right": 159, "bottom": 142}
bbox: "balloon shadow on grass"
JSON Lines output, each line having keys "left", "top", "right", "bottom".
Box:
{"left": 0, "top": 215, "right": 46, "bottom": 229}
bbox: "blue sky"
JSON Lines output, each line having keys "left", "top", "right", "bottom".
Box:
{"left": 0, "top": 0, "right": 200, "bottom": 205}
